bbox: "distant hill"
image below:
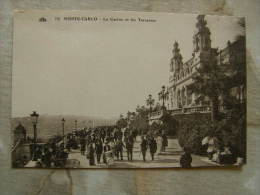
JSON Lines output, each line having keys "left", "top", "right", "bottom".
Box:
{"left": 11, "top": 114, "right": 117, "bottom": 139}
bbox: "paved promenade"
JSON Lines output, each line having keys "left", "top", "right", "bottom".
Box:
{"left": 67, "top": 136, "right": 213, "bottom": 168}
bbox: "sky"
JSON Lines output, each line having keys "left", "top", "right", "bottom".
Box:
{"left": 12, "top": 11, "right": 244, "bottom": 118}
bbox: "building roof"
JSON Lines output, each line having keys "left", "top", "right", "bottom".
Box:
{"left": 14, "top": 122, "right": 26, "bottom": 134}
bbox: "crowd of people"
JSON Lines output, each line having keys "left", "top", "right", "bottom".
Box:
{"left": 14, "top": 123, "right": 242, "bottom": 168}
{"left": 202, "top": 136, "right": 238, "bottom": 165}
{"left": 64, "top": 126, "right": 169, "bottom": 166}
{"left": 25, "top": 128, "right": 238, "bottom": 168}
{"left": 15, "top": 125, "right": 171, "bottom": 168}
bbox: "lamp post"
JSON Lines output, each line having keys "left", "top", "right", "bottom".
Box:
{"left": 30, "top": 111, "right": 39, "bottom": 161}
{"left": 146, "top": 94, "right": 155, "bottom": 115}
{"left": 75, "top": 120, "right": 77, "bottom": 130}
{"left": 126, "top": 111, "right": 132, "bottom": 127}
{"left": 158, "top": 86, "right": 169, "bottom": 110}
{"left": 146, "top": 94, "right": 155, "bottom": 131}
{"left": 61, "top": 118, "right": 65, "bottom": 149}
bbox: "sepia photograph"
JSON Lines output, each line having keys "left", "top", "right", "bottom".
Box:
{"left": 11, "top": 10, "right": 246, "bottom": 168}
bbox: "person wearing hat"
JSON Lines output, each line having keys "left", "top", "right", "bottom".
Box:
{"left": 95, "top": 139, "right": 103, "bottom": 164}
{"left": 125, "top": 134, "right": 134, "bottom": 161}
{"left": 161, "top": 133, "right": 168, "bottom": 152}
{"left": 103, "top": 138, "right": 111, "bottom": 164}
{"left": 88, "top": 143, "right": 95, "bottom": 166}
{"left": 149, "top": 136, "right": 157, "bottom": 161}
{"left": 80, "top": 137, "right": 86, "bottom": 155}
{"left": 115, "top": 139, "right": 125, "bottom": 160}
{"left": 140, "top": 136, "right": 148, "bottom": 162}
{"left": 180, "top": 147, "right": 192, "bottom": 168}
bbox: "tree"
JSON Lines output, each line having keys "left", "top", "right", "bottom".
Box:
{"left": 126, "top": 111, "right": 136, "bottom": 122}
{"left": 235, "top": 17, "right": 245, "bottom": 42}
{"left": 192, "top": 50, "right": 229, "bottom": 122}
{"left": 221, "top": 18, "right": 246, "bottom": 109}
{"left": 116, "top": 114, "right": 127, "bottom": 129}
{"left": 150, "top": 122, "right": 162, "bottom": 131}
{"left": 128, "top": 106, "right": 149, "bottom": 134}
{"left": 231, "top": 18, "right": 246, "bottom": 103}
{"left": 160, "top": 112, "right": 178, "bottom": 135}
{"left": 153, "top": 102, "right": 162, "bottom": 111}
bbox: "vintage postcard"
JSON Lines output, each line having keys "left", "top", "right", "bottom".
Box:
{"left": 12, "top": 10, "right": 246, "bottom": 168}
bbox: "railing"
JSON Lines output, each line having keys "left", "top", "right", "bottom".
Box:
{"left": 171, "top": 108, "right": 183, "bottom": 115}
{"left": 184, "top": 57, "right": 194, "bottom": 67}
{"left": 11, "top": 139, "right": 22, "bottom": 153}
{"left": 149, "top": 105, "right": 228, "bottom": 120}
{"left": 183, "top": 105, "right": 211, "bottom": 113}
{"left": 149, "top": 110, "right": 164, "bottom": 120}
{"left": 169, "top": 105, "right": 211, "bottom": 115}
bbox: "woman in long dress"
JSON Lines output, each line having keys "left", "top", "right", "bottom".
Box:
{"left": 157, "top": 135, "right": 163, "bottom": 153}
{"left": 88, "top": 143, "right": 95, "bottom": 166}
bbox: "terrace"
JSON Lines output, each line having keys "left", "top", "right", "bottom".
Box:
{"left": 149, "top": 105, "right": 227, "bottom": 122}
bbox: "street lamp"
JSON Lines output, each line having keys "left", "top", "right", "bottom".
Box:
{"left": 146, "top": 94, "right": 155, "bottom": 115}
{"left": 158, "top": 86, "right": 169, "bottom": 110}
{"left": 61, "top": 118, "right": 65, "bottom": 149}
{"left": 30, "top": 111, "right": 39, "bottom": 160}
{"left": 75, "top": 120, "right": 77, "bottom": 130}
{"left": 146, "top": 94, "right": 155, "bottom": 131}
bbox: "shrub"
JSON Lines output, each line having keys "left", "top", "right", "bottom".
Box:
{"left": 214, "top": 110, "right": 246, "bottom": 159}
{"left": 177, "top": 108, "right": 246, "bottom": 158}
{"left": 177, "top": 113, "right": 211, "bottom": 154}
{"left": 161, "top": 112, "right": 178, "bottom": 136}
{"left": 178, "top": 122, "right": 212, "bottom": 155}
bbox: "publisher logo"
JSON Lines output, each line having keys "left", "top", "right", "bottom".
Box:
{"left": 39, "top": 17, "right": 47, "bottom": 22}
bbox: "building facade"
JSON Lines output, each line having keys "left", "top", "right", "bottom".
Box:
{"left": 167, "top": 15, "right": 245, "bottom": 115}
{"left": 149, "top": 15, "right": 246, "bottom": 124}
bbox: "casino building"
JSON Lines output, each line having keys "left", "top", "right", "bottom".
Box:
{"left": 149, "top": 15, "right": 246, "bottom": 123}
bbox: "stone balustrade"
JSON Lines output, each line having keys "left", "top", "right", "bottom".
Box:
{"left": 148, "top": 105, "right": 229, "bottom": 122}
